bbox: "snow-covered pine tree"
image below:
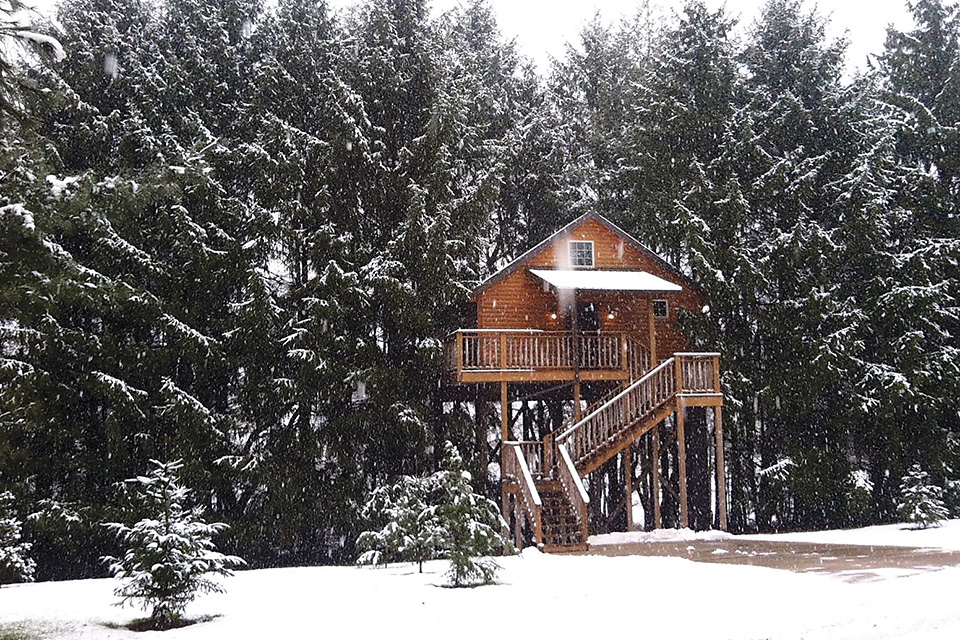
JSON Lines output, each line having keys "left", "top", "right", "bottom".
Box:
{"left": 436, "top": 442, "right": 508, "bottom": 587}
{"left": 0, "top": 491, "right": 35, "bottom": 585}
{"left": 104, "top": 460, "right": 244, "bottom": 629}
{"left": 897, "top": 464, "right": 950, "bottom": 528}
{"left": 356, "top": 475, "right": 445, "bottom": 572}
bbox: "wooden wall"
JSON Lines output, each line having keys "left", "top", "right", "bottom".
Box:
{"left": 473, "top": 218, "right": 703, "bottom": 354}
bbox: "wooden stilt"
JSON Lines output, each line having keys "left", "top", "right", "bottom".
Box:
{"left": 500, "top": 381, "right": 509, "bottom": 442}
{"left": 677, "top": 400, "right": 689, "bottom": 529}
{"left": 513, "top": 494, "right": 522, "bottom": 549}
{"left": 715, "top": 406, "right": 727, "bottom": 531}
{"left": 501, "top": 487, "right": 510, "bottom": 537}
{"left": 652, "top": 424, "right": 661, "bottom": 529}
{"left": 573, "top": 379, "right": 582, "bottom": 422}
{"left": 624, "top": 445, "right": 634, "bottom": 530}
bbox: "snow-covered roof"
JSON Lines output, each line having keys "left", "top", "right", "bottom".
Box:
{"left": 529, "top": 269, "right": 682, "bottom": 292}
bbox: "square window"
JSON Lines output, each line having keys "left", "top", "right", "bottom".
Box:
{"left": 652, "top": 299, "right": 668, "bottom": 319}
{"left": 569, "top": 241, "right": 594, "bottom": 268}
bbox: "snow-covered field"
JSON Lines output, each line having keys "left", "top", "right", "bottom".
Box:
{"left": 3, "top": 521, "right": 960, "bottom": 640}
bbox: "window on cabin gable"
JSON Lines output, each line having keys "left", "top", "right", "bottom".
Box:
{"left": 569, "top": 240, "right": 594, "bottom": 268}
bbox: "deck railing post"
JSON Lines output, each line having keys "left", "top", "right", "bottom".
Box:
{"left": 499, "top": 332, "right": 507, "bottom": 369}
{"left": 455, "top": 331, "right": 463, "bottom": 380}
{"left": 674, "top": 356, "right": 684, "bottom": 395}
{"left": 713, "top": 354, "right": 721, "bottom": 393}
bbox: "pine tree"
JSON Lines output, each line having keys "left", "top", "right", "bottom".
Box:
{"left": 356, "top": 475, "right": 444, "bottom": 572}
{"left": 436, "top": 442, "right": 508, "bottom": 587}
{"left": 104, "top": 460, "right": 244, "bottom": 629}
{"left": 897, "top": 463, "right": 950, "bottom": 528}
{"left": 0, "top": 491, "right": 35, "bottom": 585}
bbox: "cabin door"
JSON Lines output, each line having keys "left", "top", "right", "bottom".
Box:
{"left": 577, "top": 302, "right": 599, "bottom": 332}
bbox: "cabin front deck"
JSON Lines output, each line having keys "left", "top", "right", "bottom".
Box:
{"left": 443, "top": 329, "right": 652, "bottom": 384}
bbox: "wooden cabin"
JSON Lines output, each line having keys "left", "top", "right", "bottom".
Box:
{"left": 443, "top": 213, "right": 726, "bottom": 552}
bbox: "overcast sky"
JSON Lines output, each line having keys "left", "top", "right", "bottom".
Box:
{"left": 327, "top": 0, "right": 916, "bottom": 74}
{"left": 27, "top": 0, "right": 918, "bottom": 74}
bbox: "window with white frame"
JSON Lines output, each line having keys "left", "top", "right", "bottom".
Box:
{"left": 569, "top": 240, "right": 594, "bottom": 268}
{"left": 652, "top": 299, "right": 668, "bottom": 319}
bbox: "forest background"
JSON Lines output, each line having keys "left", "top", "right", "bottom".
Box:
{"left": 1, "top": 0, "right": 958, "bottom": 581}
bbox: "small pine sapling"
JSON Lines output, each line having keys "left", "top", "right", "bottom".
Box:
{"left": 0, "top": 491, "right": 36, "bottom": 586}
{"left": 897, "top": 464, "right": 949, "bottom": 529}
{"left": 356, "top": 475, "right": 445, "bottom": 572}
{"left": 103, "top": 460, "right": 244, "bottom": 629}
{"left": 436, "top": 442, "right": 509, "bottom": 587}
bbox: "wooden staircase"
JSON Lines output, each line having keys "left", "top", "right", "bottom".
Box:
{"left": 503, "top": 352, "right": 722, "bottom": 552}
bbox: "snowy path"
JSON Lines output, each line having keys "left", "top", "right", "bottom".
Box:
{"left": 587, "top": 538, "right": 960, "bottom": 582}
{"left": 2, "top": 542, "right": 960, "bottom": 639}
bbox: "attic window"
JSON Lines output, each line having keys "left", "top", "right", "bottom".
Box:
{"left": 569, "top": 241, "right": 594, "bottom": 268}
{"left": 652, "top": 299, "right": 668, "bottom": 319}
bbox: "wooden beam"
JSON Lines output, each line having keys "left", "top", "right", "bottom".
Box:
{"left": 513, "top": 495, "right": 522, "bottom": 549}
{"left": 677, "top": 399, "right": 689, "bottom": 529}
{"left": 501, "top": 486, "right": 510, "bottom": 539}
{"left": 515, "top": 381, "right": 575, "bottom": 403}
{"left": 500, "top": 381, "right": 509, "bottom": 442}
{"left": 573, "top": 379, "right": 582, "bottom": 422}
{"left": 648, "top": 300, "right": 658, "bottom": 365}
{"left": 652, "top": 423, "right": 661, "bottom": 529}
{"left": 624, "top": 445, "right": 634, "bottom": 530}
{"left": 715, "top": 406, "right": 728, "bottom": 531}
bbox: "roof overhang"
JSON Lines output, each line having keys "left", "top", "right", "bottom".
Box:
{"left": 530, "top": 269, "right": 682, "bottom": 292}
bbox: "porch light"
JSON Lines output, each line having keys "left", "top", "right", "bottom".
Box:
{"left": 550, "top": 312, "right": 557, "bottom": 320}
{"left": 607, "top": 311, "right": 615, "bottom": 320}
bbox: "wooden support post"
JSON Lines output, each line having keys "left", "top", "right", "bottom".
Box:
{"left": 501, "top": 486, "right": 510, "bottom": 538}
{"left": 677, "top": 399, "right": 689, "bottom": 529}
{"left": 573, "top": 380, "right": 582, "bottom": 422}
{"left": 648, "top": 300, "right": 658, "bottom": 366}
{"left": 624, "top": 445, "right": 634, "bottom": 530}
{"left": 621, "top": 332, "right": 630, "bottom": 378}
{"left": 513, "top": 494, "right": 522, "bottom": 549}
{"left": 500, "top": 381, "right": 509, "bottom": 442}
{"left": 652, "top": 424, "right": 661, "bottom": 529}
{"left": 715, "top": 406, "right": 727, "bottom": 531}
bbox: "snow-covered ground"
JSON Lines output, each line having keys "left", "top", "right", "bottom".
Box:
{"left": 3, "top": 523, "right": 960, "bottom": 639}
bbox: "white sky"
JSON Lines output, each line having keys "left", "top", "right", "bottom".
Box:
{"left": 27, "top": 0, "right": 916, "bottom": 74}
{"left": 328, "top": 0, "right": 916, "bottom": 74}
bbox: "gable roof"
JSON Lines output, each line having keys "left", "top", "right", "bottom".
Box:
{"left": 471, "top": 212, "right": 700, "bottom": 298}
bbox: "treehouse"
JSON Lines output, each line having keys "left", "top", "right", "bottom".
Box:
{"left": 442, "top": 212, "right": 727, "bottom": 552}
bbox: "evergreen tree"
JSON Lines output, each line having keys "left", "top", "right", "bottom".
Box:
{"left": 356, "top": 475, "right": 444, "bottom": 572}
{"left": 0, "top": 491, "right": 35, "bottom": 585}
{"left": 436, "top": 442, "right": 508, "bottom": 587}
{"left": 104, "top": 460, "right": 244, "bottom": 629}
{"left": 897, "top": 463, "right": 950, "bottom": 528}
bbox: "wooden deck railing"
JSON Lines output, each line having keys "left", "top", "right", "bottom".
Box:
{"left": 445, "top": 330, "right": 651, "bottom": 374}
{"left": 675, "top": 352, "right": 721, "bottom": 393}
{"left": 505, "top": 442, "right": 543, "bottom": 544}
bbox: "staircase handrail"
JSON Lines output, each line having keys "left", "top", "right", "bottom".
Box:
{"left": 556, "top": 357, "right": 675, "bottom": 443}
{"left": 508, "top": 442, "right": 543, "bottom": 544}
{"left": 556, "top": 442, "right": 590, "bottom": 543}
